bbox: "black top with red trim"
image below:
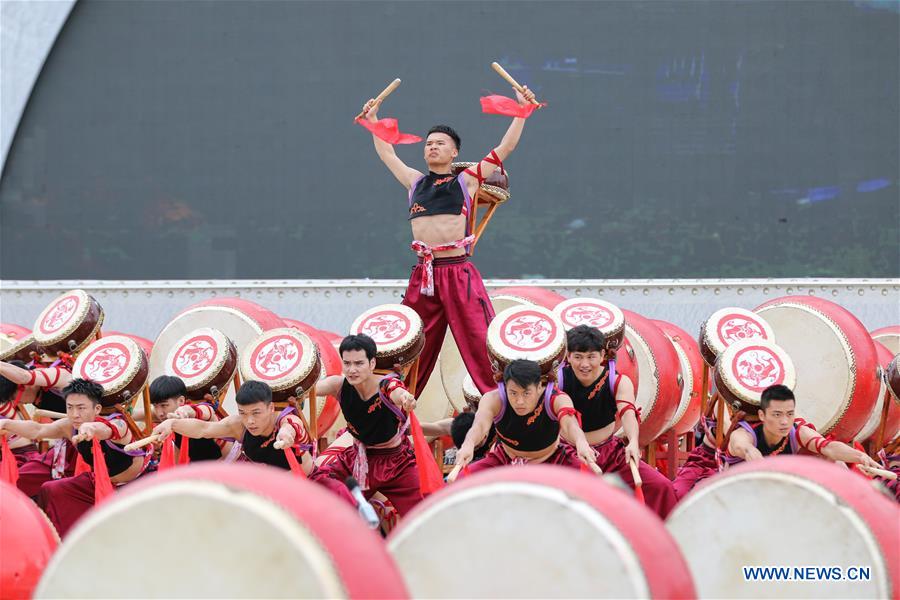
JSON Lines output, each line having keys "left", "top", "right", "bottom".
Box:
{"left": 175, "top": 433, "right": 222, "bottom": 462}
{"left": 241, "top": 428, "right": 290, "bottom": 469}
{"left": 560, "top": 365, "right": 616, "bottom": 432}
{"left": 338, "top": 378, "right": 403, "bottom": 446}
{"left": 495, "top": 385, "right": 561, "bottom": 453}
{"left": 76, "top": 431, "right": 134, "bottom": 477}
{"left": 751, "top": 422, "right": 795, "bottom": 456}
{"left": 408, "top": 172, "right": 466, "bottom": 220}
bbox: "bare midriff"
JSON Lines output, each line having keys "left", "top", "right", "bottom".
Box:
{"left": 500, "top": 438, "right": 560, "bottom": 463}
{"left": 410, "top": 213, "right": 467, "bottom": 258}
{"left": 584, "top": 421, "right": 617, "bottom": 446}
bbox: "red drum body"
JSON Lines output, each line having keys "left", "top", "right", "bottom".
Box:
{"left": 0, "top": 323, "right": 31, "bottom": 340}
{"left": 486, "top": 305, "right": 567, "bottom": 379}
{"left": 282, "top": 319, "right": 342, "bottom": 437}
{"left": 35, "top": 463, "right": 408, "bottom": 599}
{"left": 855, "top": 342, "right": 900, "bottom": 444}
{"left": 652, "top": 320, "right": 703, "bottom": 435}
{"left": 620, "top": 310, "right": 680, "bottom": 446}
{"left": 104, "top": 331, "right": 153, "bottom": 357}
{"left": 32, "top": 290, "right": 104, "bottom": 359}
{"left": 0, "top": 481, "right": 59, "bottom": 599}
{"left": 871, "top": 325, "right": 900, "bottom": 356}
{"left": 699, "top": 307, "right": 775, "bottom": 368}
{"left": 388, "top": 465, "right": 695, "bottom": 599}
{"left": 666, "top": 456, "right": 900, "bottom": 599}
{"left": 488, "top": 286, "right": 564, "bottom": 314}
{"left": 73, "top": 335, "right": 149, "bottom": 409}
{"left": 713, "top": 339, "right": 797, "bottom": 417}
{"left": 755, "top": 296, "right": 879, "bottom": 441}
{"left": 164, "top": 328, "right": 238, "bottom": 402}
{"left": 239, "top": 328, "right": 321, "bottom": 408}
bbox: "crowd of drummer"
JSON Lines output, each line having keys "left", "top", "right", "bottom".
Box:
{"left": 1, "top": 320, "right": 895, "bottom": 539}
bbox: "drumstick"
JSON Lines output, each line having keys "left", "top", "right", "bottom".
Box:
{"left": 587, "top": 461, "right": 603, "bottom": 476}
{"left": 447, "top": 463, "right": 464, "bottom": 483}
{"left": 858, "top": 464, "right": 897, "bottom": 480}
{"left": 274, "top": 440, "right": 286, "bottom": 450}
{"left": 124, "top": 435, "right": 160, "bottom": 452}
{"left": 628, "top": 456, "right": 646, "bottom": 505}
{"left": 33, "top": 408, "right": 66, "bottom": 420}
{"left": 354, "top": 78, "right": 402, "bottom": 121}
{"left": 490, "top": 62, "right": 542, "bottom": 106}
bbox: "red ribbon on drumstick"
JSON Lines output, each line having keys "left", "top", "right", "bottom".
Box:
{"left": 178, "top": 436, "right": 190, "bottom": 466}
{"left": 409, "top": 411, "right": 444, "bottom": 495}
{"left": 482, "top": 61, "right": 545, "bottom": 117}
{"left": 355, "top": 78, "right": 423, "bottom": 144}
{"left": 628, "top": 456, "right": 645, "bottom": 505}
{"left": 0, "top": 436, "right": 19, "bottom": 485}
{"left": 92, "top": 437, "right": 115, "bottom": 504}
{"left": 159, "top": 434, "right": 176, "bottom": 471}
{"left": 282, "top": 448, "right": 307, "bottom": 479}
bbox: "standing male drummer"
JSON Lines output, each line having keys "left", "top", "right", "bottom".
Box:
{"left": 454, "top": 359, "right": 597, "bottom": 474}
{"left": 360, "top": 85, "right": 536, "bottom": 396}
{"left": 559, "top": 326, "right": 678, "bottom": 518}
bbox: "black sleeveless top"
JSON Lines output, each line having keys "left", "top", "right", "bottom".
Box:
{"left": 493, "top": 383, "right": 561, "bottom": 452}
{"left": 339, "top": 378, "right": 404, "bottom": 446}
{"left": 175, "top": 433, "right": 222, "bottom": 462}
{"left": 76, "top": 439, "right": 135, "bottom": 477}
{"left": 559, "top": 364, "right": 617, "bottom": 432}
{"left": 408, "top": 172, "right": 468, "bottom": 220}
{"left": 36, "top": 389, "right": 66, "bottom": 413}
{"left": 750, "top": 422, "right": 795, "bottom": 456}
{"left": 240, "top": 408, "right": 298, "bottom": 469}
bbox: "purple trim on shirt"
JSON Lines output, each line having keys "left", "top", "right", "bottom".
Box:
{"left": 495, "top": 381, "right": 558, "bottom": 422}
{"left": 544, "top": 382, "right": 559, "bottom": 421}
{"left": 494, "top": 381, "right": 507, "bottom": 424}
{"left": 408, "top": 174, "right": 426, "bottom": 206}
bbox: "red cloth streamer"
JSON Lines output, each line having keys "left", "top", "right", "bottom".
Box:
{"left": 178, "top": 436, "right": 190, "bottom": 466}
{"left": 159, "top": 434, "right": 176, "bottom": 471}
{"left": 480, "top": 95, "right": 541, "bottom": 118}
{"left": 283, "top": 448, "right": 307, "bottom": 479}
{"left": 75, "top": 452, "right": 91, "bottom": 476}
{"left": 0, "top": 436, "right": 19, "bottom": 485}
{"left": 91, "top": 437, "right": 114, "bottom": 504}
{"left": 409, "top": 412, "right": 444, "bottom": 496}
{"left": 355, "top": 118, "right": 422, "bottom": 145}
{"left": 633, "top": 484, "right": 646, "bottom": 505}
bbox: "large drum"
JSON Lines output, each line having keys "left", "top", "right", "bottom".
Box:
{"left": 0, "top": 328, "right": 37, "bottom": 363}
{"left": 666, "top": 456, "right": 900, "bottom": 599}
{"left": 554, "top": 297, "right": 627, "bottom": 353}
{"left": 713, "top": 339, "right": 797, "bottom": 416}
{"left": 349, "top": 304, "right": 425, "bottom": 372}
{"left": 462, "top": 373, "right": 481, "bottom": 412}
{"left": 486, "top": 305, "right": 567, "bottom": 379}
{"left": 888, "top": 355, "right": 900, "bottom": 409}
{"left": 489, "top": 286, "right": 564, "bottom": 314}
{"left": 72, "top": 335, "right": 149, "bottom": 409}
{"left": 0, "top": 481, "right": 59, "bottom": 599}
{"left": 164, "top": 327, "right": 238, "bottom": 403}
{"left": 451, "top": 162, "right": 510, "bottom": 204}
{"left": 699, "top": 307, "right": 775, "bottom": 367}
{"left": 35, "top": 463, "right": 408, "bottom": 598}
{"left": 388, "top": 465, "right": 695, "bottom": 598}
{"left": 150, "top": 298, "right": 286, "bottom": 415}
{"left": 652, "top": 320, "right": 703, "bottom": 435}
{"left": 105, "top": 331, "right": 153, "bottom": 357}
{"left": 239, "top": 328, "right": 321, "bottom": 408}
{"left": 282, "top": 319, "right": 342, "bottom": 438}
{"left": 871, "top": 325, "right": 900, "bottom": 355}
{"left": 32, "top": 289, "right": 104, "bottom": 359}
{"left": 855, "top": 342, "right": 900, "bottom": 444}
{"left": 620, "top": 310, "right": 680, "bottom": 446}
{"left": 755, "top": 296, "right": 880, "bottom": 441}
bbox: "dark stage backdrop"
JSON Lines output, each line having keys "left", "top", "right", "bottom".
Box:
{"left": 2, "top": 0, "right": 898, "bottom": 279}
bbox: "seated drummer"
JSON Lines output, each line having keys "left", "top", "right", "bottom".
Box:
{"left": 0, "top": 358, "right": 70, "bottom": 415}
{"left": 725, "top": 384, "right": 880, "bottom": 469}
{"left": 454, "top": 359, "right": 597, "bottom": 474}
{"left": 148, "top": 375, "right": 224, "bottom": 463}
{"left": 672, "top": 388, "right": 733, "bottom": 500}
{"left": 33, "top": 379, "right": 147, "bottom": 536}
{"left": 559, "top": 326, "right": 678, "bottom": 518}
{"left": 309, "top": 334, "right": 422, "bottom": 517}
{"left": 152, "top": 380, "right": 313, "bottom": 473}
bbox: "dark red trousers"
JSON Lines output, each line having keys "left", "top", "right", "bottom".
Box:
{"left": 39, "top": 472, "right": 96, "bottom": 537}
{"left": 465, "top": 442, "right": 582, "bottom": 475}
{"left": 402, "top": 256, "right": 496, "bottom": 395}
{"left": 310, "top": 438, "right": 423, "bottom": 516}
{"left": 590, "top": 437, "right": 678, "bottom": 519}
{"left": 672, "top": 443, "right": 718, "bottom": 500}
{"left": 16, "top": 442, "right": 76, "bottom": 498}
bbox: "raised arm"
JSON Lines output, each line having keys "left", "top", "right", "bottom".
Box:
{"left": 797, "top": 426, "right": 879, "bottom": 468}
{"left": 727, "top": 428, "right": 764, "bottom": 461}
{"left": 361, "top": 99, "right": 422, "bottom": 190}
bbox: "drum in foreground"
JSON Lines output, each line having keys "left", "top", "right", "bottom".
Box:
{"left": 35, "top": 463, "right": 408, "bottom": 599}
{"left": 388, "top": 465, "right": 695, "bottom": 599}
{"left": 32, "top": 289, "right": 104, "bottom": 359}
{"left": 666, "top": 456, "right": 899, "bottom": 599}
{"left": 855, "top": 342, "right": 900, "bottom": 444}
{"left": 0, "top": 481, "right": 59, "bottom": 599}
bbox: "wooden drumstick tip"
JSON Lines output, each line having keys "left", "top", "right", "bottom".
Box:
{"left": 354, "top": 78, "right": 403, "bottom": 121}
{"left": 859, "top": 464, "right": 897, "bottom": 480}
{"left": 447, "top": 463, "right": 464, "bottom": 483}
{"left": 628, "top": 456, "right": 643, "bottom": 486}
{"left": 274, "top": 440, "right": 286, "bottom": 450}
{"left": 588, "top": 461, "right": 603, "bottom": 476}
{"left": 124, "top": 434, "right": 159, "bottom": 452}
{"left": 490, "top": 62, "right": 541, "bottom": 106}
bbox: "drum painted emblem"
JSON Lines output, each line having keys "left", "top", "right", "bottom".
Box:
{"left": 559, "top": 303, "right": 614, "bottom": 329}
{"left": 499, "top": 311, "right": 558, "bottom": 352}
{"left": 172, "top": 336, "right": 218, "bottom": 378}
{"left": 250, "top": 335, "right": 302, "bottom": 380}
{"left": 80, "top": 342, "right": 130, "bottom": 385}
{"left": 358, "top": 311, "right": 410, "bottom": 345}
{"left": 717, "top": 314, "right": 768, "bottom": 346}
{"left": 39, "top": 295, "right": 80, "bottom": 335}
{"left": 731, "top": 345, "right": 785, "bottom": 391}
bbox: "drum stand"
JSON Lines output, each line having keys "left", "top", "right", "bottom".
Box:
{"left": 466, "top": 191, "right": 502, "bottom": 256}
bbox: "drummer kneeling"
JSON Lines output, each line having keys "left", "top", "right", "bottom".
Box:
{"left": 455, "top": 359, "right": 596, "bottom": 474}
{"left": 149, "top": 375, "right": 225, "bottom": 463}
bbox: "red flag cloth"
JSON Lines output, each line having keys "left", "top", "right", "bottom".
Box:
{"left": 283, "top": 448, "right": 307, "bottom": 479}
{"left": 75, "top": 451, "right": 91, "bottom": 476}
{"left": 91, "top": 437, "right": 114, "bottom": 504}
{"left": 480, "top": 95, "right": 542, "bottom": 118}
{"left": 409, "top": 412, "right": 444, "bottom": 496}
{"left": 355, "top": 118, "right": 422, "bottom": 145}
{"left": 178, "top": 436, "right": 190, "bottom": 466}
{"left": 159, "top": 434, "right": 176, "bottom": 471}
{"left": 0, "top": 436, "right": 19, "bottom": 485}
{"left": 633, "top": 484, "right": 646, "bottom": 505}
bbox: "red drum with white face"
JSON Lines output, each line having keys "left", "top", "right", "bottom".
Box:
{"left": 487, "top": 305, "right": 567, "bottom": 379}
{"left": 666, "top": 456, "right": 900, "bottom": 599}
{"left": 855, "top": 342, "right": 900, "bottom": 444}
{"left": 239, "top": 328, "right": 321, "bottom": 408}
{"left": 462, "top": 373, "right": 481, "bottom": 412}
{"left": 164, "top": 328, "right": 237, "bottom": 402}
{"left": 871, "top": 325, "right": 900, "bottom": 356}
{"left": 713, "top": 339, "right": 797, "bottom": 416}
{"left": 554, "top": 297, "right": 626, "bottom": 353}
{"left": 699, "top": 307, "right": 775, "bottom": 367}
{"left": 32, "top": 290, "right": 104, "bottom": 359}
{"left": 35, "top": 463, "right": 408, "bottom": 599}
{"left": 151, "top": 298, "right": 285, "bottom": 415}
{"left": 350, "top": 304, "right": 424, "bottom": 372}
{"left": 282, "top": 319, "right": 342, "bottom": 437}
{"left": 0, "top": 332, "right": 37, "bottom": 363}
{"left": 73, "top": 335, "right": 149, "bottom": 409}
{"left": 488, "top": 286, "right": 565, "bottom": 314}
{"left": 0, "top": 323, "right": 31, "bottom": 340}
{"left": 620, "top": 310, "right": 680, "bottom": 446}
{"left": 388, "top": 465, "right": 695, "bottom": 599}
{"left": 105, "top": 331, "right": 153, "bottom": 358}
{"left": 652, "top": 320, "right": 703, "bottom": 435}
{"left": 0, "top": 481, "right": 58, "bottom": 600}
{"left": 755, "top": 296, "right": 879, "bottom": 441}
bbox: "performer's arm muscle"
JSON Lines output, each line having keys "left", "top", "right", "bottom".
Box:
{"left": 727, "top": 428, "right": 761, "bottom": 461}
{"left": 315, "top": 375, "right": 343, "bottom": 399}
{"left": 420, "top": 417, "right": 452, "bottom": 438}
{"left": 553, "top": 393, "right": 596, "bottom": 466}
{"left": 456, "top": 392, "right": 500, "bottom": 467}
{"left": 797, "top": 426, "right": 878, "bottom": 467}
{"left": 0, "top": 361, "right": 71, "bottom": 389}
{"left": 0, "top": 416, "right": 70, "bottom": 440}
{"left": 364, "top": 103, "right": 422, "bottom": 189}
{"left": 170, "top": 414, "right": 242, "bottom": 439}
{"left": 462, "top": 87, "right": 533, "bottom": 192}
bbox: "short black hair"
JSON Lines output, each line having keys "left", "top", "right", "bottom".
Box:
{"left": 236, "top": 380, "right": 272, "bottom": 406}
{"left": 339, "top": 334, "right": 377, "bottom": 361}
{"left": 760, "top": 384, "right": 795, "bottom": 412}
{"left": 451, "top": 412, "right": 495, "bottom": 460}
{"left": 427, "top": 125, "right": 460, "bottom": 150}
{"left": 62, "top": 378, "right": 105, "bottom": 405}
{"left": 503, "top": 359, "right": 542, "bottom": 389}
{"left": 566, "top": 325, "right": 607, "bottom": 354}
{"left": 149, "top": 375, "right": 187, "bottom": 404}
{"left": 0, "top": 360, "right": 27, "bottom": 403}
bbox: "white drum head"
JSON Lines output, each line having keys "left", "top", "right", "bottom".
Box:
{"left": 240, "top": 328, "right": 319, "bottom": 398}
{"left": 73, "top": 335, "right": 147, "bottom": 398}
{"left": 715, "top": 339, "right": 797, "bottom": 413}
{"left": 33, "top": 289, "right": 103, "bottom": 354}
{"left": 553, "top": 297, "right": 625, "bottom": 337}
{"left": 165, "top": 327, "right": 236, "bottom": 395}
{"left": 350, "top": 304, "right": 423, "bottom": 368}
{"left": 701, "top": 307, "right": 775, "bottom": 366}
{"left": 486, "top": 305, "right": 566, "bottom": 372}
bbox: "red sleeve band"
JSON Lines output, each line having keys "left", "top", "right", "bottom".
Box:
{"left": 555, "top": 406, "right": 581, "bottom": 427}
{"left": 616, "top": 401, "right": 642, "bottom": 424}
